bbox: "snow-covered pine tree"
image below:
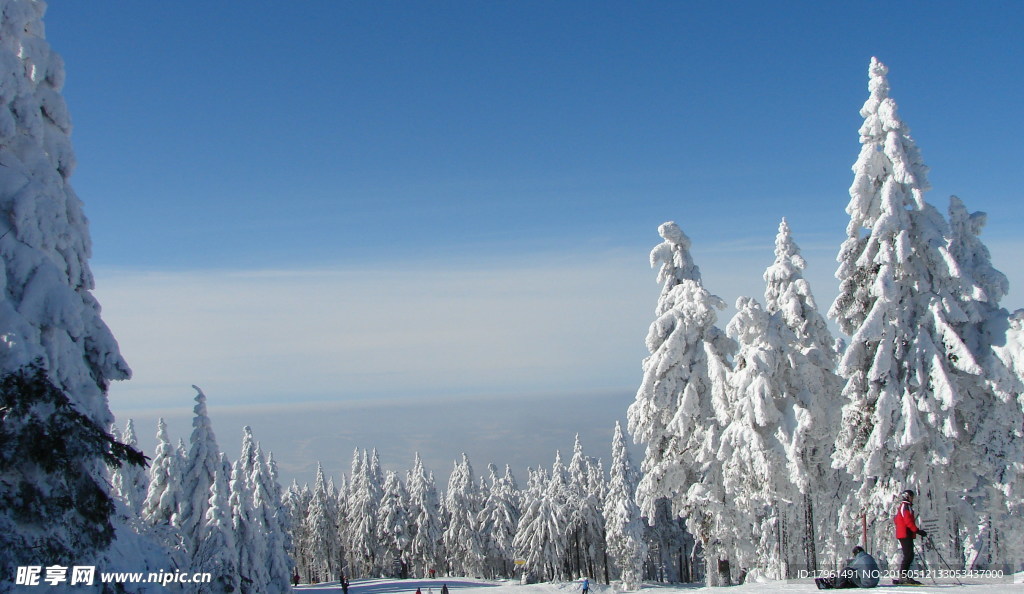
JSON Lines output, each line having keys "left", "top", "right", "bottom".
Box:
{"left": 347, "top": 449, "right": 383, "bottom": 577}
{"left": 566, "top": 436, "right": 587, "bottom": 575}
{"left": 305, "top": 463, "right": 338, "bottom": 583}
{"left": 378, "top": 470, "right": 413, "bottom": 577}
{"left": 475, "top": 472, "right": 495, "bottom": 575}
{"left": 829, "top": 58, "right": 999, "bottom": 562}
{"left": 257, "top": 450, "right": 296, "bottom": 591}
{"left": 106, "top": 419, "right": 164, "bottom": 585}
{"left": 628, "top": 222, "right": 737, "bottom": 585}
{"left": 993, "top": 307, "right": 1024, "bottom": 554}
{"left": 195, "top": 454, "right": 241, "bottom": 593}
{"left": 332, "top": 472, "right": 349, "bottom": 580}
{"left": 476, "top": 465, "right": 499, "bottom": 577}
{"left": 443, "top": 453, "right": 486, "bottom": 577}
{"left": 762, "top": 219, "right": 845, "bottom": 569}
{"left": 628, "top": 222, "right": 705, "bottom": 482}
{"left": 0, "top": 0, "right": 153, "bottom": 580}
{"left": 944, "top": 196, "right": 1024, "bottom": 567}
{"left": 237, "top": 426, "right": 259, "bottom": 492}
{"left": 111, "top": 419, "right": 150, "bottom": 516}
{"left": 567, "top": 435, "right": 608, "bottom": 582}
{"left": 407, "top": 453, "right": 443, "bottom": 578}
{"left": 605, "top": 422, "right": 648, "bottom": 590}
{"left": 180, "top": 386, "right": 224, "bottom": 558}
{"left": 592, "top": 459, "right": 610, "bottom": 577}
{"left": 143, "top": 418, "right": 185, "bottom": 544}
{"left": 234, "top": 430, "right": 277, "bottom": 590}
{"left": 323, "top": 471, "right": 342, "bottom": 581}
{"left": 721, "top": 295, "right": 818, "bottom": 578}
{"left": 231, "top": 455, "right": 269, "bottom": 592}
{"left": 514, "top": 462, "right": 568, "bottom": 581}
{"left": 478, "top": 464, "right": 521, "bottom": 578}
{"left": 283, "top": 480, "right": 312, "bottom": 582}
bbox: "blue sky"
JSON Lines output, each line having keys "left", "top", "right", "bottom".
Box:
{"left": 42, "top": 1, "right": 1024, "bottom": 484}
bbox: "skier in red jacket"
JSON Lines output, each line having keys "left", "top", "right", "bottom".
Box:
{"left": 894, "top": 489, "right": 927, "bottom": 585}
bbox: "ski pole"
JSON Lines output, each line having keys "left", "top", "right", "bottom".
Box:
{"left": 926, "top": 535, "right": 962, "bottom": 586}
{"left": 917, "top": 535, "right": 938, "bottom": 586}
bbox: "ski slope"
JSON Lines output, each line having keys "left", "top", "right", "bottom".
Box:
{"left": 295, "top": 576, "right": 1024, "bottom": 594}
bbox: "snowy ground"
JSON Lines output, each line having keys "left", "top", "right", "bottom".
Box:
{"left": 296, "top": 575, "right": 1024, "bottom": 594}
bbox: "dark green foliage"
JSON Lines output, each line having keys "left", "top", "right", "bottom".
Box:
{"left": 0, "top": 362, "right": 146, "bottom": 571}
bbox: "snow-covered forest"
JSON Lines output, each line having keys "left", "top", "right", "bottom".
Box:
{"left": 279, "top": 426, "right": 662, "bottom": 588}
{"left": 626, "top": 58, "right": 1024, "bottom": 585}
{"left": 1, "top": 0, "right": 1022, "bottom": 591}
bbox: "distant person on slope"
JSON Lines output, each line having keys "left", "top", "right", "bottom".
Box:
{"left": 814, "top": 546, "right": 880, "bottom": 589}
{"left": 581, "top": 577, "right": 590, "bottom": 594}
{"left": 894, "top": 489, "right": 927, "bottom": 585}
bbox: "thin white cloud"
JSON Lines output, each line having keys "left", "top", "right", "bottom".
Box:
{"left": 94, "top": 251, "right": 658, "bottom": 413}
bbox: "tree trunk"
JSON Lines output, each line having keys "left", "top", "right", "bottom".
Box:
{"left": 804, "top": 493, "right": 818, "bottom": 574}
{"left": 716, "top": 557, "right": 731, "bottom": 587}
{"left": 575, "top": 529, "right": 583, "bottom": 577}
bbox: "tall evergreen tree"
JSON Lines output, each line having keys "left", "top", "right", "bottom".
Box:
{"left": 305, "top": 463, "right": 338, "bottom": 583}
{"left": 478, "top": 464, "right": 521, "bottom": 578}
{"left": 721, "top": 296, "right": 814, "bottom": 577}
{"left": 567, "top": 435, "right": 607, "bottom": 581}
{"left": 443, "top": 453, "right": 486, "bottom": 577}
{"left": 237, "top": 426, "right": 260, "bottom": 494}
{"left": 283, "top": 480, "right": 312, "bottom": 582}
{"left": 347, "top": 449, "right": 383, "bottom": 577}
{"left": 765, "top": 217, "right": 843, "bottom": 565}
{"left": 232, "top": 456, "right": 269, "bottom": 592}
{"left": 944, "top": 196, "right": 1024, "bottom": 566}
{"left": 762, "top": 219, "right": 844, "bottom": 569}
{"left": 378, "top": 470, "right": 413, "bottom": 576}
{"left": 0, "top": 0, "right": 148, "bottom": 578}
{"left": 143, "top": 417, "right": 185, "bottom": 553}
{"left": 180, "top": 387, "right": 223, "bottom": 557}
{"left": 258, "top": 450, "right": 296, "bottom": 591}
{"left": 408, "top": 453, "right": 443, "bottom": 578}
{"left": 111, "top": 419, "right": 149, "bottom": 516}
{"left": 514, "top": 462, "right": 569, "bottom": 581}
{"left": 829, "top": 58, "right": 990, "bottom": 558}
{"left": 628, "top": 222, "right": 737, "bottom": 585}
{"left": 333, "top": 472, "right": 350, "bottom": 579}
{"left": 195, "top": 454, "right": 240, "bottom": 593}
{"left": 605, "top": 422, "right": 648, "bottom": 590}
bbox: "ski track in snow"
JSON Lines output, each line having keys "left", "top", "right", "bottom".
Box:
{"left": 295, "top": 576, "right": 1024, "bottom": 594}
